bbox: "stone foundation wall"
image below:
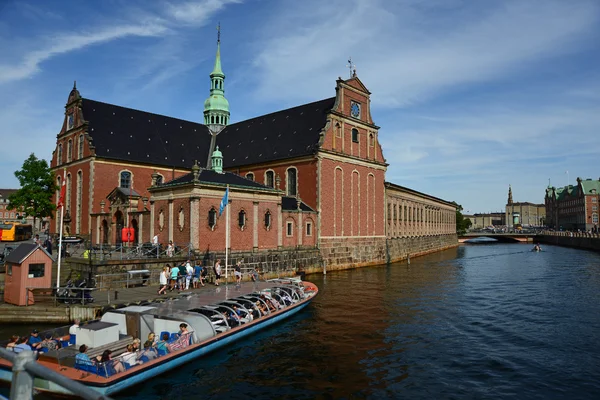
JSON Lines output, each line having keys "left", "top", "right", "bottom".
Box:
{"left": 319, "top": 237, "right": 388, "bottom": 271}
{"left": 386, "top": 234, "right": 458, "bottom": 263}
{"left": 537, "top": 234, "right": 600, "bottom": 252}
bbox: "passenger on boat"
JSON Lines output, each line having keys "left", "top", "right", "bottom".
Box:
{"left": 256, "top": 301, "right": 267, "bottom": 316}
{"left": 137, "top": 341, "right": 158, "bottom": 363}
{"left": 132, "top": 338, "right": 141, "bottom": 352}
{"left": 40, "top": 333, "right": 60, "bottom": 351}
{"left": 69, "top": 319, "right": 80, "bottom": 345}
{"left": 5, "top": 335, "right": 19, "bottom": 351}
{"left": 100, "top": 350, "right": 125, "bottom": 373}
{"left": 250, "top": 306, "right": 261, "bottom": 319}
{"left": 168, "top": 324, "right": 192, "bottom": 352}
{"left": 27, "top": 329, "right": 42, "bottom": 350}
{"left": 119, "top": 344, "right": 139, "bottom": 368}
{"left": 13, "top": 337, "right": 32, "bottom": 353}
{"left": 148, "top": 332, "right": 158, "bottom": 346}
{"left": 156, "top": 333, "right": 170, "bottom": 354}
{"left": 75, "top": 345, "right": 95, "bottom": 366}
{"left": 280, "top": 292, "right": 293, "bottom": 305}
{"left": 260, "top": 295, "right": 277, "bottom": 312}
{"left": 178, "top": 323, "right": 190, "bottom": 336}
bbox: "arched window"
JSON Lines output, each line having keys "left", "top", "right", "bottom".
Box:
{"left": 245, "top": 172, "right": 254, "bottom": 181}
{"left": 155, "top": 174, "right": 164, "bottom": 185}
{"left": 120, "top": 171, "right": 131, "bottom": 188}
{"left": 57, "top": 144, "right": 63, "bottom": 165}
{"left": 287, "top": 168, "right": 297, "bottom": 197}
{"left": 264, "top": 211, "right": 272, "bottom": 230}
{"left": 238, "top": 210, "right": 246, "bottom": 230}
{"left": 208, "top": 208, "right": 217, "bottom": 229}
{"left": 178, "top": 208, "right": 185, "bottom": 231}
{"left": 78, "top": 134, "right": 84, "bottom": 159}
{"left": 67, "top": 139, "right": 73, "bottom": 162}
{"left": 66, "top": 173, "right": 72, "bottom": 211}
{"left": 265, "top": 170, "right": 274, "bottom": 188}
{"left": 369, "top": 133, "right": 374, "bottom": 147}
{"left": 351, "top": 128, "right": 359, "bottom": 143}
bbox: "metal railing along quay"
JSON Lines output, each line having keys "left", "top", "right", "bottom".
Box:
{"left": 0, "top": 348, "right": 112, "bottom": 400}
{"left": 62, "top": 242, "right": 195, "bottom": 261}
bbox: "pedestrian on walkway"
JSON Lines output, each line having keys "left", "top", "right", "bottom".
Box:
{"left": 214, "top": 259, "right": 222, "bottom": 286}
{"left": 158, "top": 266, "right": 168, "bottom": 295}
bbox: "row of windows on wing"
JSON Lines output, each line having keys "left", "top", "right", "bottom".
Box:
{"left": 56, "top": 135, "right": 85, "bottom": 165}
{"left": 118, "top": 171, "right": 163, "bottom": 189}
{"left": 243, "top": 168, "right": 297, "bottom": 196}
{"left": 205, "top": 207, "right": 313, "bottom": 236}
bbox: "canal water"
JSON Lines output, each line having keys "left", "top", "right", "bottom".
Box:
{"left": 4, "top": 243, "right": 600, "bottom": 399}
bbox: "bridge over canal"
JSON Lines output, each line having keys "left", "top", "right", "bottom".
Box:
{"left": 458, "top": 233, "right": 539, "bottom": 243}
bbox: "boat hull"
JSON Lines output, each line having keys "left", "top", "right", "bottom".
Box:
{"left": 0, "top": 291, "right": 314, "bottom": 396}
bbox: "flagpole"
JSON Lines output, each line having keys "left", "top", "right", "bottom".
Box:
{"left": 225, "top": 185, "right": 230, "bottom": 284}
{"left": 56, "top": 169, "right": 66, "bottom": 289}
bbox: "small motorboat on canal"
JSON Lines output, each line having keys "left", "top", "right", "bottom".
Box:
{"left": 0, "top": 278, "right": 318, "bottom": 397}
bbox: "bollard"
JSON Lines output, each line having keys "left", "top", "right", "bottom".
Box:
{"left": 10, "top": 350, "right": 36, "bottom": 400}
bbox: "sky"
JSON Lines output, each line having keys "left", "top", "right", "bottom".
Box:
{"left": 0, "top": 0, "right": 599, "bottom": 214}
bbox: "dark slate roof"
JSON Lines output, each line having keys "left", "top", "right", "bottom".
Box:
{"left": 5, "top": 243, "right": 49, "bottom": 264}
{"left": 157, "top": 168, "right": 273, "bottom": 191}
{"left": 218, "top": 97, "right": 335, "bottom": 168}
{"left": 281, "top": 196, "right": 315, "bottom": 212}
{"left": 82, "top": 99, "right": 212, "bottom": 168}
{"left": 0, "top": 189, "right": 17, "bottom": 200}
{"left": 81, "top": 96, "right": 335, "bottom": 170}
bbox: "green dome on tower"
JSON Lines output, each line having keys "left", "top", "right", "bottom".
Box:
{"left": 204, "top": 29, "right": 230, "bottom": 127}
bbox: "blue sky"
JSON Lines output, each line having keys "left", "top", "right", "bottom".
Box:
{"left": 0, "top": 0, "right": 599, "bottom": 214}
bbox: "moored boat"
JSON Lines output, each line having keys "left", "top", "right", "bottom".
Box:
{"left": 0, "top": 278, "right": 318, "bottom": 396}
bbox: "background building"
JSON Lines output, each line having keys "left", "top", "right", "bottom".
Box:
{"left": 505, "top": 185, "right": 545, "bottom": 227}
{"left": 545, "top": 177, "right": 600, "bottom": 231}
{"left": 464, "top": 213, "right": 505, "bottom": 230}
{"left": 0, "top": 189, "right": 35, "bottom": 227}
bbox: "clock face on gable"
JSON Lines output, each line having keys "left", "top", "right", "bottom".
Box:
{"left": 350, "top": 101, "right": 361, "bottom": 118}
{"left": 67, "top": 114, "right": 74, "bottom": 130}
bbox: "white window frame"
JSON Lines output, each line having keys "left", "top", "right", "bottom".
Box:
{"left": 286, "top": 221, "right": 293, "bottom": 237}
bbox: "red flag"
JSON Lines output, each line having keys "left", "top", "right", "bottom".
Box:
{"left": 57, "top": 170, "right": 66, "bottom": 209}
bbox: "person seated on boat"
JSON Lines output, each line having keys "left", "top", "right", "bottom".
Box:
{"left": 168, "top": 324, "right": 192, "bottom": 352}
{"left": 268, "top": 296, "right": 281, "bottom": 310}
{"left": 119, "top": 344, "right": 139, "bottom": 368}
{"left": 225, "top": 310, "right": 240, "bottom": 327}
{"left": 40, "top": 333, "right": 60, "bottom": 351}
{"left": 69, "top": 319, "right": 80, "bottom": 345}
{"left": 13, "top": 337, "right": 32, "bottom": 353}
{"left": 250, "top": 306, "right": 261, "bottom": 319}
{"left": 137, "top": 341, "right": 158, "bottom": 363}
{"left": 6, "top": 335, "right": 19, "bottom": 351}
{"left": 260, "top": 295, "right": 277, "bottom": 312}
{"left": 280, "top": 292, "right": 293, "bottom": 305}
{"left": 27, "top": 329, "right": 42, "bottom": 350}
{"left": 156, "top": 333, "right": 170, "bottom": 355}
{"left": 178, "top": 323, "right": 190, "bottom": 336}
{"left": 255, "top": 301, "right": 268, "bottom": 316}
{"left": 75, "top": 345, "right": 95, "bottom": 366}
{"left": 147, "top": 332, "right": 158, "bottom": 347}
{"left": 99, "top": 349, "right": 125, "bottom": 374}
{"left": 132, "top": 338, "right": 142, "bottom": 352}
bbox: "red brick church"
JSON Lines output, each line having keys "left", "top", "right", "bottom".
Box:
{"left": 49, "top": 37, "right": 454, "bottom": 268}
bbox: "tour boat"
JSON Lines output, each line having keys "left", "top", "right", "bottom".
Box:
{"left": 0, "top": 278, "right": 318, "bottom": 397}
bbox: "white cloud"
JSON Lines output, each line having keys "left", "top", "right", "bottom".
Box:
{"left": 167, "top": 0, "right": 243, "bottom": 25}
{"left": 0, "top": 24, "right": 169, "bottom": 84}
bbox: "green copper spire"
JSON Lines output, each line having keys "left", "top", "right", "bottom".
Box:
{"left": 204, "top": 23, "right": 230, "bottom": 128}
{"left": 211, "top": 146, "right": 223, "bottom": 173}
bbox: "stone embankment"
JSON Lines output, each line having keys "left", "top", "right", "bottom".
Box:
{"left": 537, "top": 231, "right": 600, "bottom": 252}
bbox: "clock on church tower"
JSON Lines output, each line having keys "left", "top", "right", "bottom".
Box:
{"left": 350, "top": 101, "right": 361, "bottom": 119}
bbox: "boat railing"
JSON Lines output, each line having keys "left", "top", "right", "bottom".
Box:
{"left": 0, "top": 348, "right": 112, "bottom": 400}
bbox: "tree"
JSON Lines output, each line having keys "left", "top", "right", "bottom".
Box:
{"left": 7, "top": 153, "right": 57, "bottom": 230}
{"left": 452, "top": 202, "right": 472, "bottom": 234}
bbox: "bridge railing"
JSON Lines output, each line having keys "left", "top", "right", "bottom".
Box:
{"left": 539, "top": 230, "right": 600, "bottom": 239}
{"left": 0, "top": 348, "right": 112, "bottom": 400}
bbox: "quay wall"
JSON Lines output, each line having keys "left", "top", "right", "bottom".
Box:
{"left": 386, "top": 234, "right": 458, "bottom": 263}
{"left": 536, "top": 233, "right": 600, "bottom": 252}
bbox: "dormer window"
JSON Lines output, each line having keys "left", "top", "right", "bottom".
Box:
{"left": 120, "top": 171, "right": 131, "bottom": 188}
{"left": 246, "top": 172, "right": 254, "bottom": 181}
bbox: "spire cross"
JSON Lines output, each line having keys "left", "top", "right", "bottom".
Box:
{"left": 217, "top": 22, "right": 221, "bottom": 43}
{"left": 347, "top": 57, "right": 355, "bottom": 78}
